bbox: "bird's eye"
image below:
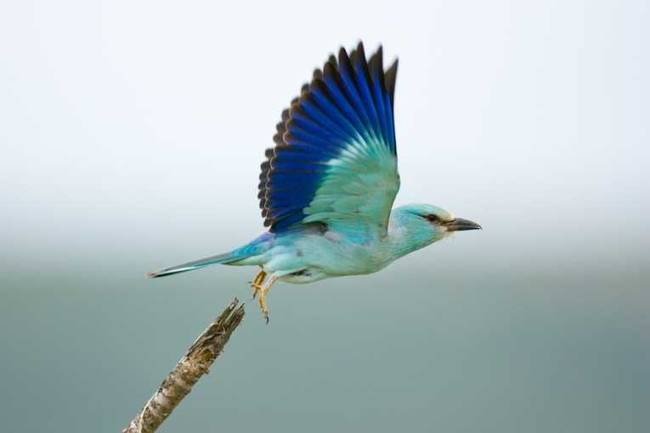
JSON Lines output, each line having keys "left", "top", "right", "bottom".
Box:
{"left": 425, "top": 214, "right": 440, "bottom": 223}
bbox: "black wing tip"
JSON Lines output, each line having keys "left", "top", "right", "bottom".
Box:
{"left": 385, "top": 57, "right": 399, "bottom": 100}
{"left": 342, "top": 41, "right": 396, "bottom": 92}
{"left": 355, "top": 41, "right": 367, "bottom": 61}
{"left": 337, "top": 45, "right": 351, "bottom": 68}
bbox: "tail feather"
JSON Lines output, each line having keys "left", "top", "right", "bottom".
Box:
{"left": 147, "top": 251, "right": 240, "bottom": 278}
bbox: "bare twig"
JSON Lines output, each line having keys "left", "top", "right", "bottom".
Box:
{"left": 123, "top": 298, "right": 245, "bottom": 433}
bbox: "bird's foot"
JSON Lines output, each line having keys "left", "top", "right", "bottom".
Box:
{"left": 258, "top": 290, "right": 270, "bottom": 324}
{"left": 250, "top": 270, "right": 267, "bottom": 299}
{"left": 250, "top": 270, "right": 274, "bottom": 323}
{"left": 251, "top": 283, "right": 263, "bottom": 299}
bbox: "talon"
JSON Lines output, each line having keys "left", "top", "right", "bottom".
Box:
{"left": 252, "top": 273, "right": 277, "bottom": 323}
{"left": 258, "top": 292, "right": 269, "bottom": 322}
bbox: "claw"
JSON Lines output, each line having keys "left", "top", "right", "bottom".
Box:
{"left": 250, "top": 271, "right": 276, "bottom": 323}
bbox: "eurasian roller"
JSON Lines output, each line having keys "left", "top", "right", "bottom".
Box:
{"left": 149, "top": 42, "right": 481, "bottom": 322}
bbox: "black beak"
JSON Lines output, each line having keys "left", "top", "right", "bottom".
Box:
{"left": 445, "top": 218, "right": 482, "bottom": 232}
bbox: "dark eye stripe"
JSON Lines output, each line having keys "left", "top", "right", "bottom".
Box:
{"left": 425, "top": 214, "right": 440, "bottom": 222}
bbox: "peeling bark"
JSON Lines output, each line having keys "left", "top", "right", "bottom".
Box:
{"left": 123, "top": 298, "right": 245, "bottom": 433}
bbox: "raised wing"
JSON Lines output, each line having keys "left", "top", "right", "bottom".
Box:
{"left": 258, "top": 42, "right": 399, "bottom": 234}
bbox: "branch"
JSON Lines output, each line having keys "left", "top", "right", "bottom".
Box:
{"left": 123, "top": 298, "right": 245, "bottom": 433}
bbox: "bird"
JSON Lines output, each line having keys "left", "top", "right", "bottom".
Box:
{"left": 148, "top": 42, "right": 481, "bottom": 322}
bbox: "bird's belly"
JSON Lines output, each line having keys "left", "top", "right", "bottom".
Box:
{"left": 294, "top": 234, "right": 388, "bottom": 278}
{"left": 259, "top": 231, "right": 390, "bottom": 284}
{"left": 278, "top": 268, "right": 329, "bottom": 284}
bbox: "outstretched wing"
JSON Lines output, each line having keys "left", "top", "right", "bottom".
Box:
{"left": 258, "top": 42, "right": 400, "bottom": 234}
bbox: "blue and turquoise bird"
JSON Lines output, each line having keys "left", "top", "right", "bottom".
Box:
{"left": 149, "top": 42, "right": 481, "bottom": 321}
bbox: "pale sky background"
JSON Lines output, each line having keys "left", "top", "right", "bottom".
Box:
{"left": 1, "top": 1, "right": 649, "bottom": 432}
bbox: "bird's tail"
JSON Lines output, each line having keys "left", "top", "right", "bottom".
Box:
{"left": 147, "top": 250, "right": 243, "bottom": 278}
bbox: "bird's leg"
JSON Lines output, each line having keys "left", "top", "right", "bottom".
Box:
{"left": 257, "top": 275, "right": 277, "bottom": 324}
{"left": 251, "top": 269, "right": 267, "bottom": 299}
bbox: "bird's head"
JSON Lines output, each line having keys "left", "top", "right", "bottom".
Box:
{"left": 391, "top": 204, "right": 482, "bottom": 251}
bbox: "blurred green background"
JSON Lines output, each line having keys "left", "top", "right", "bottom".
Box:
{"left": 1, "top": 0, "right": 648, "bottom": 432}
{"left": 2, "top": 253, "right": 648, "bottom": 432}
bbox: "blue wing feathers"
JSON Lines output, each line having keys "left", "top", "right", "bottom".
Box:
{"left": 349, "top": 48, "right": 383, "bottom": 143}
{"left": 368, "top": 48, "right": 391, "bottom": 145}
{"left": 291, "top": 110, "right": 346, "bottom": 143}
{"left": 258, "top": 42, "right": 398, "bottom": 231}
{"left": 331, "top": 55, "right": 372, "bottom": 138}
{"left": 309, "top": 82, "right": 363, "bottom": 138}
{"left": 298, "top": 101, "right": 351, "bottom": 141}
